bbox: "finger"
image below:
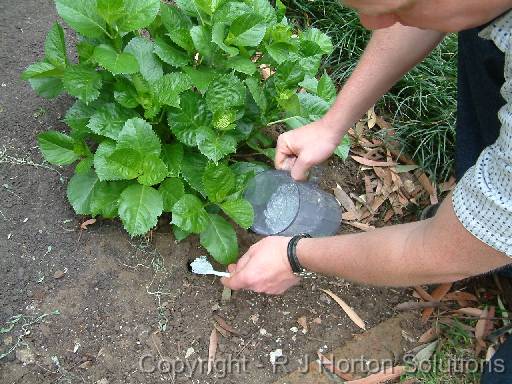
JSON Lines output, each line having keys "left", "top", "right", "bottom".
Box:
{"left": 275, "top": 135, "right": 295, "bottom": 169}
{"left": 290, "top": 156, "right": 311, "bottom": 181}
{"left": 221, "top": 271, "right": 251, "bottom": 291}
{"left": 359, "top": 13, "right": 398, "bottom": 30}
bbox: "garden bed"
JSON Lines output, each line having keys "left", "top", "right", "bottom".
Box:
{"left": 0, "top": 1, "right": 415, "bottom": 383}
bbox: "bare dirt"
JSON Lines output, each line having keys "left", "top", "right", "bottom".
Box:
{"left": 0, "top": 1, "right": 410, "bottom": 383}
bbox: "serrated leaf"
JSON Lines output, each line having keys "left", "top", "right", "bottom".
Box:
{"left": 97, "top": 0, "right": 124, "bottom": 25}
{"left": 249, "top": 0, "right": 277, "bottom": 25}
{"left": 227, "top": 13, "right": 266, "bottom": 47}
{"left": 274, "top": 60, "right": 304, "bottom": 90}
{"left": 21, "top": 61, "right": 62, "bottom": 80}
{"left": 205, "top": 73, "right": 245, "bottom": 113}
{"left": 298, "top": 76, "right": 318, "bottom": 94}
{"left": 87, "top": 103, "right": 139, "bottom": 140}
{"left": 75, "top": 157, "right": 94, "bottom": 174}
{"left": 196, "top": 127, "right": 237, "bottom": 163}
{"left": 182, "top": 66, "right": 217, "bottom": 94}
{"left": 137, "top": 155, "right": 168, "bottom": 186}
{"left": 28, "top": 77, "right": 63, "bottom": 99}
{"left": 77, "top": 39, "right": 96, "bottom": 63}
{"left": 116, "top": 0, "right": 161, "bottom": 33}
{"left": 300, "top": 28, "right": 333, "bottom": 55}
{"left": 106, "top": 148, "right": 143, "bottom": 180}
{"left": 168, "top": 91, "right": 211, "bottom": 146}
{"left": 93, "top": 44, "right": 139, "bottom": 75}
{"left": 66, "top": 169, "right": 101, "bottom": 214}
{"left": 181, "top": 151, "right": 208, "bottom": 196}
{"left": 171, "top": 194, "right": 208, "bottom": 233}
{"left": 213, "top": 110, "right": 236, "bottom": 130}
{"left": 45, "top": 23, "right": 67, "bottom": 67}
{"left": 117, "top": 118, "right": 161, "bottom": 156}
{"left": 94, "top": 140, "right": 116, "bottom": 180}
{"left": 203, "top": 163, "right": 235, "bottom": 203}
{"left": 298, "top": 92, "right": 330, "bottom": 118}
{"left": 194, "top": 0, "right": 227, "bottom": 15}
{"left": 200, "top": 214, "right": 238, "bottom": 264}
{"left": 166, "top": 29, "right": 195, "bottom": 53}
{"left": 161, "top": 3, "right": 192, "bottom": 30}
{"left": 220, "top": 199, "right": 254, "bottom": 228}
{"left": 159, "top": 177, "right": 185, "bottom": 212}
{"left": 62, "top": 65, "right": 102, "bottom": 104}
{"left": 64, "top": 100, "right": 96, "bottom": 136}
{"left": 152, "top": 72, "right": 192, "bottom": 107}
{"left": 190, "top": 25, "right": 215, "bottom": 59}
{"left": 55, "top": 0, "right": 106, "bottom": 38}
{"left": 212, "top": 23, "right": 239, "bottom": 57}
{"left": 124, "top": 37, "right": 163, "bottom": 83}
{"left": 38, "top": 131, "right": 79, "bottom": 165}
{"left": 245, "top": 77, "right": 267, "bottom": 112}
{"left": 119, "top": 184, "right": 163, "bottom": 236}
{"left": 154, "top": 37, "right": 189, "bottom": 67}
{"left": 334, "top": 135, "right": 351, "bottom": 161}
{"left": 213, "top": 2, "right": 252, "bottom": 24}
{"left": 175, "top": 0, "right": 200, "bottom": 17}
{"left": 266, "top": 42, "right": 294, "bottom": 65}
{"left": 89, "top": 180, "right": 128, "bottom": 218}
{"left": 172, "top": 224, "right": 191, "bottom": 241}
{"left": 114, "top": 78, "right": 139, "bottom": 108}
{"left": 317, "top": 72, "right": 336, "bottom": 103}
{"left": 226, "top": 56, "right": 256, "bottom": 75}
{"left": 161, "top": 142, "right": 184, "bottom": 177}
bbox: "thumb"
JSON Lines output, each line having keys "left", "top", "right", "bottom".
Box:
{"left": 290, "top": 156, "right": 311, "bottom": 181}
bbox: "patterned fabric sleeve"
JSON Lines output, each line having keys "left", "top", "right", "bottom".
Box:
{"left": 452, "top": 11, "right": 512, "bottom": 256}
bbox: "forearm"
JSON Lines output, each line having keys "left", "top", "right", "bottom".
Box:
{"left": 322, "top": 23, "right": 445, "bottom": 141}
{"left": 298, "top": 196, "right": 511, "bottom": 286}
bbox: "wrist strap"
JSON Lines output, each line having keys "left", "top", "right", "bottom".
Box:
{"left": 287, "top": 234, "right": 311, "bottom": 273}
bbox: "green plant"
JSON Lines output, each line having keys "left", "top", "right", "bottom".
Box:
{"left": 22, "top": 0, "right": 335, "bottom": 264}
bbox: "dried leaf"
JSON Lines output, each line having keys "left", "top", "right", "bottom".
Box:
{"left": 213, "top": 315, "right": 240, "bottom": 336}
{"left": 367, "top": 107, "right": 377, "bottom": 129}
{"left": 414, "top": 286, "right": 435, "bottom": 302}
{"left": 318, "top": 352, "right": 354, "bottom": 381}
{"left": 413, "top": 341, "right": 438, "bottom": 365}
{"left": 342, "top": 211, "right": 360, "bottom": 221}
{"left": 343, "top": 221, "right": 375, "bottom": 232}
{"left": 383, "top": 209, "right": 394, "bottom": 222}
{"left": 351, "top": 156, "right": 397, "bottom": 167}
{"left": 486, "top": 345, "right": 497, "bottom": 362}
{"left": 213, "top": 322, "right": 229, "bottom": 338}
{"left": 370, "top": 195, "right": 386, "bottom": 213}
{"left": 456, "top": 307, "right": 484, "bottom": 317}
{"left": 334, "top": 184, "right": 357, "bottom": 213}
{"left": 439, "top": 176, "right": 456, "bottom": 193}
{"left": 418, "top": 327, "right": 439, "bottom": 343}
{"left": 442, "top": 291, "right": 478, "bottom": 303}
{"left": 297, "top": 316, "right": 308, "bottom": 333}
{"left": 345, "top": 366, "right": 405, "bottom": 384}
{"left": 364, "top": 175, "right": 374, "bottom": 206}
{"left": 422, "top": 283, "right": 452, "bottom": 322}
{"left": 80, "top": 218, "right": 96, "bottom": 230}
{"left": 320, "top": 289, "right": 366, "bottom": 330}
{"left": 207, "top": 328, "right": 218, "bottom": 374}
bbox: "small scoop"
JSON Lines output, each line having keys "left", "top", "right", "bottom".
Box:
{"left": 190, "top": 256, "right": 231, "bottom": 278}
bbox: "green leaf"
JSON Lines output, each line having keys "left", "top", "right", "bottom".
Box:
{"left": 116, "top": 0, "right": 161, "bottom": 32}
{"left": 114, "top": 78, "right": 139, "bottom": 108}
{"left": 298, "top": 76, "right": 318, "bottom": 94}
{"left": 166, "top": 29, "right": 195, "bottom": 53}
{"left": 117, "top": 118, "right": 161, "bottom": 156}
{"left": 172, "top": 225, "right": 191, "bottom": 241}
{"left": 75, "top": 157, "right": 94, "bottom": 174}
{"left": 194, "top": 0, "right": 227, "bottom": 15}
{"left": 38, "top": 131, "right": 79, "bottom": 165}
{"left": 66, "top": 169, "right": 100, "bottom": 214}
{"left": 190, "top": 25, "right": 215, "bottom": 59}
{"left": 77, "top": 39, "right": 96, "bottom": 63}
{"left": 220, "top": 199, "right": 254, "bottom": 228}
{"left": 118, "top": 184, "right": 163, "bottom": 236}
{"left": 87, "top": 103, "right": 139, "bottom": 140}
{"left": 298, "top": 92, "right": 330, "bottom": 118}
{"left": 161, "top": 3, "right": 192, "bottom": 30}
{"left": 203, "top": 163, "right": 235, "bottom": 203}
{"left": 62, "top": 65, "right": 102, "bottom": 104}
{"left": 106, "top": 148, "right": 143, "bottom": 180}
{"left": 182, "top": 66, "right": 217, "bottom": 94}
{"left": 97, "top": 0, "right": 124, "bottom": 25}
{"left": 205, "top": 73, "right": 245, "bottom": 113}
{"left": 151, "top": 73, "right": 192, "bottom": 107}
{"left": 213, "top": 110, "right": 237, "bottom": 130}
{"left": 124, "top": 37, "right": 163, "bottom": 83}
{"left": 230, "top": 161, "right": 268, "bottom": 176}
{"left": 137, "top": 155, "right": 168, "bottom": 186}
{"left": 334, "top": 135, "right": 351, "bottom": 161}
{"left": 28, "top": 78, "right": 63, "bottom": 98}
{"left": 65, "top": 100, "right": 98, "bottom": 138}
{"left": 45, "top": 23, "right": 67, "bottom": 67}
{"left": 55, "top": 0, "right": 106, "bottom": 38}
{"left": 212, "top": 23, "right": 239, "bottom": 57}
{"left": 227, "top": 13, "right": 266, "bottom": 47}
{"left": 274, "top": 60, "right": 304, "bottom": 90}
{"left": 213, "top": 2, "right": 252, "bottom": 24}
{"left": 181, "top": 151, "right": 208, "bottom": 196}
{"left": 245, "top": 77, "right": 267, "bottom": 112}
{"left": 159, "top": 177, "right": 185, "bottom": 212}
{"left": 154, "top": 37, "right": 189, "bottom": 67}
{"left": 300, "top": 28, "right": 333, "bottom": 55}
{"left": 89, "top": 180, "right": 128, "bottom": 218}
{"left": 21, "top": 61, "right": 63, "bottom": 80}
{"left": 317, "top": 72, "right": 336, "bottom": 103}
{"left": 196, "top": 127, "right": 237, "bottom": 163}
{"left": 161, "top": 142, "right": 184, "bottom": 177}
{"left": 168, "top": 91, "right": 211, "bottom": 146}
{"left": 266, "top": 42, "right": 294, "bottom": 65}
{"left": 93, "top": 44, "right": 139, "bottom": 75}
{"left": 226, "top": 56, "right": 256, "bottom": 75}
{"left": 175, "top": 0, "right": 200, "bottom": 17}
{"left": 249, "top": 0, "right": 277, "bottom": 25}
{"left": 200, "top": 214, "right": 238, "bottom": 265}
{"left": 171, "top": 194, "right": 208, "bottom": 233}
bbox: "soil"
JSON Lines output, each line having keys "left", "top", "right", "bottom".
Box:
{"left": 0, "top": 1, "right": 410, "bottom": 383}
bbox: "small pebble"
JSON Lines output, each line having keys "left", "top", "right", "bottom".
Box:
{"left": 54, "top": 270, "right": 65, "bottom": 279}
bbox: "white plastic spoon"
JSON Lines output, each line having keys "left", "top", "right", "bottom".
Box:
{"left": 190, "top": 256, "right": 231, "bottom": 278}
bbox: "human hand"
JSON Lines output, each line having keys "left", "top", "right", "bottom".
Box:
{"left": 275, "top": 118, "right": 341, "bottom": 181}
{"left": 220, "top": 237, "right": 300, "bottom": 295}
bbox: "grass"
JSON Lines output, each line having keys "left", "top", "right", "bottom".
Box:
{"left": 285, "top": 0, "right": 457, "bottom": 182}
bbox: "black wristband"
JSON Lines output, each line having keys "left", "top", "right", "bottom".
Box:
{"left": 287, "top": 234, "right": 311, "bottom": 273}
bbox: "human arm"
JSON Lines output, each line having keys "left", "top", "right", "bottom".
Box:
{"left": 221, "top": 196, "right": 511, "bottom": 293}
{"left": 275, "top": 24, "right": 445, "bottom": 180}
